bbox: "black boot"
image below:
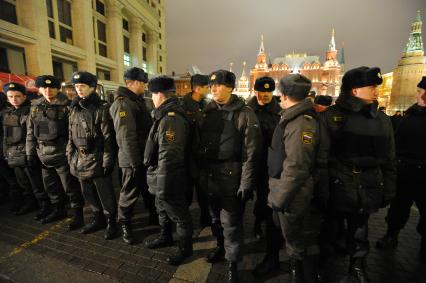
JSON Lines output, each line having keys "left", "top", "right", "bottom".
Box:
{"left": 289, "top": 257, "right": 305, "bottom": 283}
{"left": 145, "top": 228, "right": 173, "bottom": 249}
{"left": 15, "top": 196, "right": 38, "bottom": 216}
{"left": 207, "top": 222, "right": 225, "bottom": 263}
{"left": 41, "top": 205, "right": 67, "bottom": 224}
{"left": 303, "top": 255, "right": 320, "bottom": 283}
{"left": 228, "top": 261, "right": 239, "bottom": 283}
{"left": 104, "top": 216, "right": 118, "bottom": 240}
{"left": 122, "top": 222, "right": 134, "bottom": 245}
{"left": 348, "top": 257, "right": 369, "bottom": 283}
{"left": 80, "top": 212, "right": 106, "bottom": 234}
{"left": 34, "top": 203, "right": 53, "bottom": 221}
{"left": 206, "top": 245, "right": 225, "bottom": 263}
{"left": 167, "top": 239, "right": 193, "bottom": 265}
{"left": 253, "top": 253, "right": 280, "bottom": 277}
{"left": 68, "top": 207, "right": 84, "bottom": 231}
{"left": 376, "top": 230, "right": 399, "bottom": 250}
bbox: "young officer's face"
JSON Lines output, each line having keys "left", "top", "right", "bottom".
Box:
{"left": 352, "top": 85, "right": 378, "bottom": 104}
{"left": 194, "top": 85, "right": 209, "bottom": 97}
{"left": 416, "top": 87, "right": 426, "bottom": 107}
{"left": 210, "top": 84, "right": 232, "bottom": 104}
{"left": 74, "top": 83, "right": 94, "bottom": 98}
{"left": 7, "top": 90, "right": 26, "bottom": 107}
{"left": 256, "top": 91, "right": 273, "bottom": 105}
{"left": 38, "top": 87, "right": 59, "bottom": 102}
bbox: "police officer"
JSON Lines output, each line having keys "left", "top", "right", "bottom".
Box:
{"left": 197, "top": 70, "right": 261, "bottom": 282}
{"left": 67, "top": 72, "right": 117, "bottom": 239}
{"left": 318, "top": 67, "right": 396, "bottom": 282}
{"left": 144, "top": 76, "right": 193, "bottom": 265}
{"left": 247, "top": 76, "right": 281, "bottom": 240}
{"left": 110, "top": 67, "right": 157, "bottom": 245}
{"left": 0, "top": 85, "right": 21, "bottom": 208}
{"left": 179, "top": 74, "right": 211, "bottom": 227}
{"left": 262, "top": 75, "right": 320, "bottom": 282}
{"left": 376, "top": 76, "right": 426, "bottom": 264}
{"left": 2, "top": 82, "right": 41, "bottom": 216}
{"left": 27, "top": 75, "right": 84, "bottom": 229}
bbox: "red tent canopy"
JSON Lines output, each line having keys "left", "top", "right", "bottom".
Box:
{"left": 0, "top": 72, "right": 38, "bottom": 92}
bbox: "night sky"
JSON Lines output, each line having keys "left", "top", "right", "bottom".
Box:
{"left": 165, "top": 0, "right": 424, "bottom": 77}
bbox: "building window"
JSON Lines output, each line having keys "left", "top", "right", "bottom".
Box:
{"left": 142, "top": 33, "right": 146, "bottom": 43}
{"left": 0, "top": 43, "right": 27, "bottom": 74}
{"left": 159, "top": 33, "right": 162, "bottom": 39}
{"left": 96, "top": 68, "right": 111, "bottom": 81}
{"left": 143, "top": 47, "right": 147, "bottom": 61}
{"left": 159, "top": 55, "right": 162, "bottom": 62}
{"left": 123, "top": 53, "right": 131, "bottom": 67}
{"left": 159, "top": 44, "right": 162, "bottom": 50}
{"left": 158, "top": 21, "right": 161, "bottom": 28}
{"left": 142, "top": 62, "right": 147, "bottom": 73}
{"left": 158, "top": 9, "right": 161, "bottom": 16}
{"left": 0, "top": 0, "right": 17, "bottom": 24}
{"left": 159, "top": 66, "right": 163, "bottom": 73}
{"left": 48, "top": 21, "right": 55, "bottom": 38}
{"left": 122, "top": 18, "right": 129, "bottom": 31}
{"left": 123, "top": 36, "right": 130, "bottom": 53}
{"left": 95, "top": 0, "right": 105, "bottom": 15}
{"left": 93, "top": 0, "right": 107, "bottom": 57}
{"left": 46, "top": 0, "right": 73, "bottom": 45}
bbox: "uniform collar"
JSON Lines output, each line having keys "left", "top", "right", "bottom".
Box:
{"left": 204, "top": 94, "right": 245, "bottom": 113}
{"left": 281, "top": 98, "right": 315, "bottom": 122}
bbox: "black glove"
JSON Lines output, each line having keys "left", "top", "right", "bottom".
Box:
{"left": 103, "top": 166, "right": 114, "bottom": 176}
{"left": 26, "top": 155, "right": 37, "bottom": 167}
{"left": 237, "top": 188, "right": 253, "bottom": 203}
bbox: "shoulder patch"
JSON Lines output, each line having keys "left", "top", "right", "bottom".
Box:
{"left": 119, "top": 111, "right": 126, "bottom": 118}
{"left": 302, "top": 131, "right": 314, "bottom": 145}
{"left": 165, "top": 130, "right": 175, "bottom": 142}
{"left": 168, "top": 112, "right": 176, "bottom": 117}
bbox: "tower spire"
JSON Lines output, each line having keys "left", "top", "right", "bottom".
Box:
{"left": 258, "top": 34, "right": 265, "bottom": 54}
{"left": 328, "top": 28, "right": 336, "bottom": 51}
{"left": 241, "top": 61, "right": 246, "bottom": 78}
{"left": 229, "top": 62, "right": 233, "bottom": 72}
{"left": 404, "top": 10, "right": 423, "bottom": 56}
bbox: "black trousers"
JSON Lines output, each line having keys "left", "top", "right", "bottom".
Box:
{"left": 0, "top": 159, "right": 18, "bottom": 201}
{"left": 186, "top": 175, "right": 210, "bottom": 223}
{"left": 156, "top": 197, "right": 192, "bottom": 241}
{"left": 118, "top": 166, "right": 156, "bottom": 222}
{"left": 386, "top": 164, "right": 426, "bottom": 236}
{"left": 80, "top": 175, "right": 117, "bottom": 217}
{"left": 13, "top": 166, "right": 44, "bottom": 203}
{"left": 42, "top": 164, "right": 83, "bottom": 209}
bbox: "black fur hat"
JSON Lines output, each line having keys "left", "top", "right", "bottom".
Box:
{"left": 209, "top": 70, "right": 236, "bottom": 88}
{"left": 190, "top": 74, "right": 209, "bottom": 88}
{"left": 341, "top": 66, "right": 383, "bottom": 91}
{"left": 417, "top": 76, "right": 426, "bottom": 90}
{"left": 3, "top": 82, "right": 26, "bottom": 95}
{"left": 254, "top": 76, "right": 275, "bottom": 92}
{"left": 314, "top": 95, "right": 333, "bottom": 106}
{"left": 35, "top": 75, "right": 61, "bottom": 89}
{"left": 278, "top": 74, "right": 312, "bottom": 99}
{"left": 71, "top": 71, "right": 98, "bottom": 87}
{"left": 148, "top": 75, "right": 176, "bottom": 93}
{"left": 124, "top": 67, "right": 148, "bottom": 83}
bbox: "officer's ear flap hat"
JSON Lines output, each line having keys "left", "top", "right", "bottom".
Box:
{"left": 3, "top": 82, "right": 27, "bottom": 95}
{"left": 278, "top": 74, "right": 312, "bottom": 100}
{"left": 35, "top": 75, "right": 61, "bottom": 89}
{"left": 417, "top": 76, "right": 426, "bottom": 90}
{"left": 314, "top": 95, "right": 333, "bottom": 106}
{"left": 209, "top": 70, "right": 236, "bottom": 89}
{"left": 124, "top": 67, "right": 148, "bottom": 83}
{"left": 254, "top": 76, "right": 275, "bottom": 92}
{"left": 148, "top": 75, "right": 176, "bottom": 93}
{"left": 341, "top": 66, "right": 383, "bottom": 92}
{"left": 190, "top": 74, "right": 209, "bottom": 88}
{"left": 71, "top": 71, "right": 98, "bottom": 88}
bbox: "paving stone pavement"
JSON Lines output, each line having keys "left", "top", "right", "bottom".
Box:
{"left": 0, "top": 193, "right": 424, "bottom": 283}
